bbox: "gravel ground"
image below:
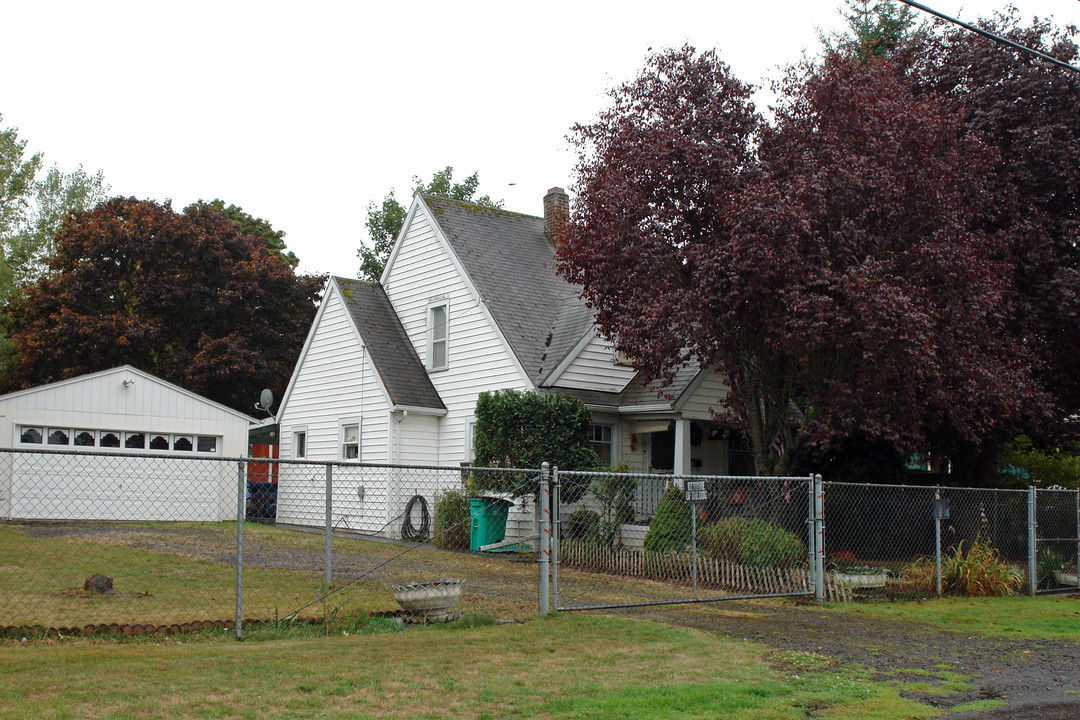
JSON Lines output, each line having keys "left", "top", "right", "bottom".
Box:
{"left": 19, "top": 522, "right": 1080, "bottom": 717}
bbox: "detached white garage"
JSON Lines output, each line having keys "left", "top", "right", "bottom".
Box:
{"left": 0, "top": 365, "right": 255, "bottom": 521}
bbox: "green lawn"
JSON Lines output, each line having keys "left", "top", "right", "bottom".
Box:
{"left": 828, "top": 594, "right": 1080, "bottom": 640}
{"left": 0, "top": 614, "right": 935, "bottom": 720}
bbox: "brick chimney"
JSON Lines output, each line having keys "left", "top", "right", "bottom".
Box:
{"left": 543, "top": 187, "right": 569, "bottom": 238}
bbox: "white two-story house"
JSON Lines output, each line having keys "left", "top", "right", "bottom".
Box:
{"left": 274, "top": 189, "right": 743, "bottom": 533}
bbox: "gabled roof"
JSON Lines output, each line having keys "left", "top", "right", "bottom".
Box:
{"left": 0, "top": 364, "right": 258, "bottom": 422}
{"left": 335, "top": 278, "right": 445, "bottom": 411}
{"left": 618, "top": 365, "right": 704, "bottom": 411}
{"left": 422, "top": 196, "right": 594, "bottom": 385}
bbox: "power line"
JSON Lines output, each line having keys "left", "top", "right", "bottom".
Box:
{"left": 896, "top": 0, "right": 1080, "bottom": 74}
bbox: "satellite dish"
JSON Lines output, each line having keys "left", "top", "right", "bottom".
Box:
{"left": 255, "top": 388, "right": 275, "bottom": 417}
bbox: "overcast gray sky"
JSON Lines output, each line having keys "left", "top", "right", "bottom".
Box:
{"left": 3, "top": 1, "right": 1074, "bottom": 276}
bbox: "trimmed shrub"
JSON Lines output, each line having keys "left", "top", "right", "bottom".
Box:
{"left": 699, "top": 516, "right": 805, "bottom": 567}
{"left": 472, "top": 389, "right": 600, "bottom": 502}
{"left": 643, "top": 486, "right": 692, "bottom": 554}
{"left": 433, "top": 489, "right": 471, "bottom": 550}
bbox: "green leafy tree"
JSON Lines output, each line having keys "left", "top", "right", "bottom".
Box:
{"left": 359, "top": 166, "right": 502, "bottom": 280}
{"left": 993, "top": 436, "right": 1080, "bottom": 489}
{"left": 195, "top": 199, "right": 298, "bottom": 269}
{"left": 825, "top": 0, "right": 924, "bottom": 62}
{"left": 0, "top": 115, "right": 109, "bottom": 294}
{"left": 0, "top": 116, "right": 108, "bottom": 377}
{"left": 4, "top": 197, "right": 325, "bottom": 412}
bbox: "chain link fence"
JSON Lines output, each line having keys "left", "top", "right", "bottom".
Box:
{"left": 822, "top": 483, "right": 1079, "bottom": 599}
{"left": 3, "top": 448, "right": 1077, "bottom": 638}
{"left": 0, "top": 448, "right": 545, "bottom": 638}
{"left": 552, "top": 471, "right": 817, "bottom": 610}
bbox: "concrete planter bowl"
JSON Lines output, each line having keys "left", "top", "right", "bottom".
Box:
{"left": 1054, "top": 570, "right": 1079, "bottom": 587}
{"left": 832, "top": 569, "right": 888, "bottom": 589}
{"left": 392, "top": 579, "right": 465, "bottom": 621}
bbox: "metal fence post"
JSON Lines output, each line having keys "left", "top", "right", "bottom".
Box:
{"left": 551, "top": 466, "right": 560, "bottom": 612}
{"left": 539, "top": 462, "right": 550, "bottom": 615}
{"left": 934, "top": 486, "right": 942, "bottom": 597}
{"left": 1028, "top": 486, "right": 1037, "bottom": 597}
{"left": 691, "top": 491, "right": 699, "bottom": 599}
{"left": 325, "top": 464, "right": 333, "bottom": 588}
{"left": 814, "top": 474, "right": 825, "bottom": 603}
{"left": 807, "top": 474, "right": 816, "bottom": 593}
{"left": 235, "top": 461, "right": 245, "bottom": 641}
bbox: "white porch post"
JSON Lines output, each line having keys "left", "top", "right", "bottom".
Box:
{"left": 673, "top": 418, "right": 692, "bottom": 476}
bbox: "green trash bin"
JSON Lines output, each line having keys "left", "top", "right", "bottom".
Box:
{"left": 469, "top": 497, "right": 512, "bottom": 551}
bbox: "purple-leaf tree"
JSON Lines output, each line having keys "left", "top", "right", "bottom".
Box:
{"left": 558, "top": 47, "right": 1046, "bottom": 476}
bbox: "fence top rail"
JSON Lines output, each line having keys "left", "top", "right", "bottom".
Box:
{"left": 825, "top": 480, "right": 1032, "bottom": 495}
{"left": 556, "top": 470, "right": 815, "bottom": 483}
{"left": 0, "top": 447, "right": 543, "bottom": 475}
{"left": 0, "top": 446, "right": 253, "bottom": 464}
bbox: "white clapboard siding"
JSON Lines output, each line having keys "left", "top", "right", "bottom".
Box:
{"left": 0, "top": 366, "right": 253, "bottom": 521}
{"left": 678, "top": 369, "right": 730, "bottom": 420}
{"left": 0, "top": 366, "right": 251, "bottom": 456}
{"left": 8, "top": 454, "right": 235, "bottom": 521}
{"left": 278, "top": 285, "right": 390, "bottom": 464}
{"left": 384, "top": 209, "right": 531, "bottom": 466}
{"left": 549, "top": 333, "right": 636, "bottom": 393}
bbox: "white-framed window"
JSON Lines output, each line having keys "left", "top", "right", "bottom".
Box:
{"left": 427, "top": 300, "right": 449, "bottom": 370}
{"left": 19, "top": 427, "right": 43, "bottom": 444}
{"left": 591, "top": 424, "right": 614, "bottom": 467}
{"left": 340, "top": 420, "right": 360, "bottom": 461}
{"left": 15, "top": 424, "right": 217, "bottom": 454}
{"left": 293, "top": 428, "right": 307, "bottom": 459}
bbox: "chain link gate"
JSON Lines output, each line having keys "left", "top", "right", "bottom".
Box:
{"left": 547, "top": 470, "right": 819, "bottom": 611}
{"left": 1032, "top": 487, "right": 1080, "bottom": 594}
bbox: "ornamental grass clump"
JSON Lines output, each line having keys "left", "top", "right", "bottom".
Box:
{"left": 903, "top": 536, "right": 1023, "bottom": 596}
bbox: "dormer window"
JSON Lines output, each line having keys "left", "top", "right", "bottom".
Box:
{"left": 428, "top": 301, "right": 449, "bottom": 370}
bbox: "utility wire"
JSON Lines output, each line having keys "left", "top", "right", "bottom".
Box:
{"left": 896, "top": 0, "right": 1080, "bottom": 74}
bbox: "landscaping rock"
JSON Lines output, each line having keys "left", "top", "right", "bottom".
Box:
{"left": 83, "top": 574, "right": 114, "bottom": 594}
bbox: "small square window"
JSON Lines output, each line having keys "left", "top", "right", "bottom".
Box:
{"left": 74, "top": 430, "right": 96, "bottom": 447}
{"left": 149, "top": 434, "right": 169, "bottom": 451}
{"left": 125, "top": 432, "right": 146, "bottom": 449}
{"left": 100, "top": 432, "right": 121, "bottom": 448}
{"left": 47, "top": 429, "right": 70, "bottom": 446}
{"left": 20, "top": 427, "right": 43, "bottom": 444}
{"left": 197, "top": 436, "right": 217, "bottom": 453}
{"left": 173, "top": 435, "right": 193, "bottom": 452}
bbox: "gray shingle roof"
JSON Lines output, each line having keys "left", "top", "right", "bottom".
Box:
{"left": 422, "top": 196, "right": 593, "bottom": 384}
{"left": 335, "top": 278, "right": 445, "bottom": 411}
{"left": 618, "top": 365, "right": 702, "bottom": 409}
